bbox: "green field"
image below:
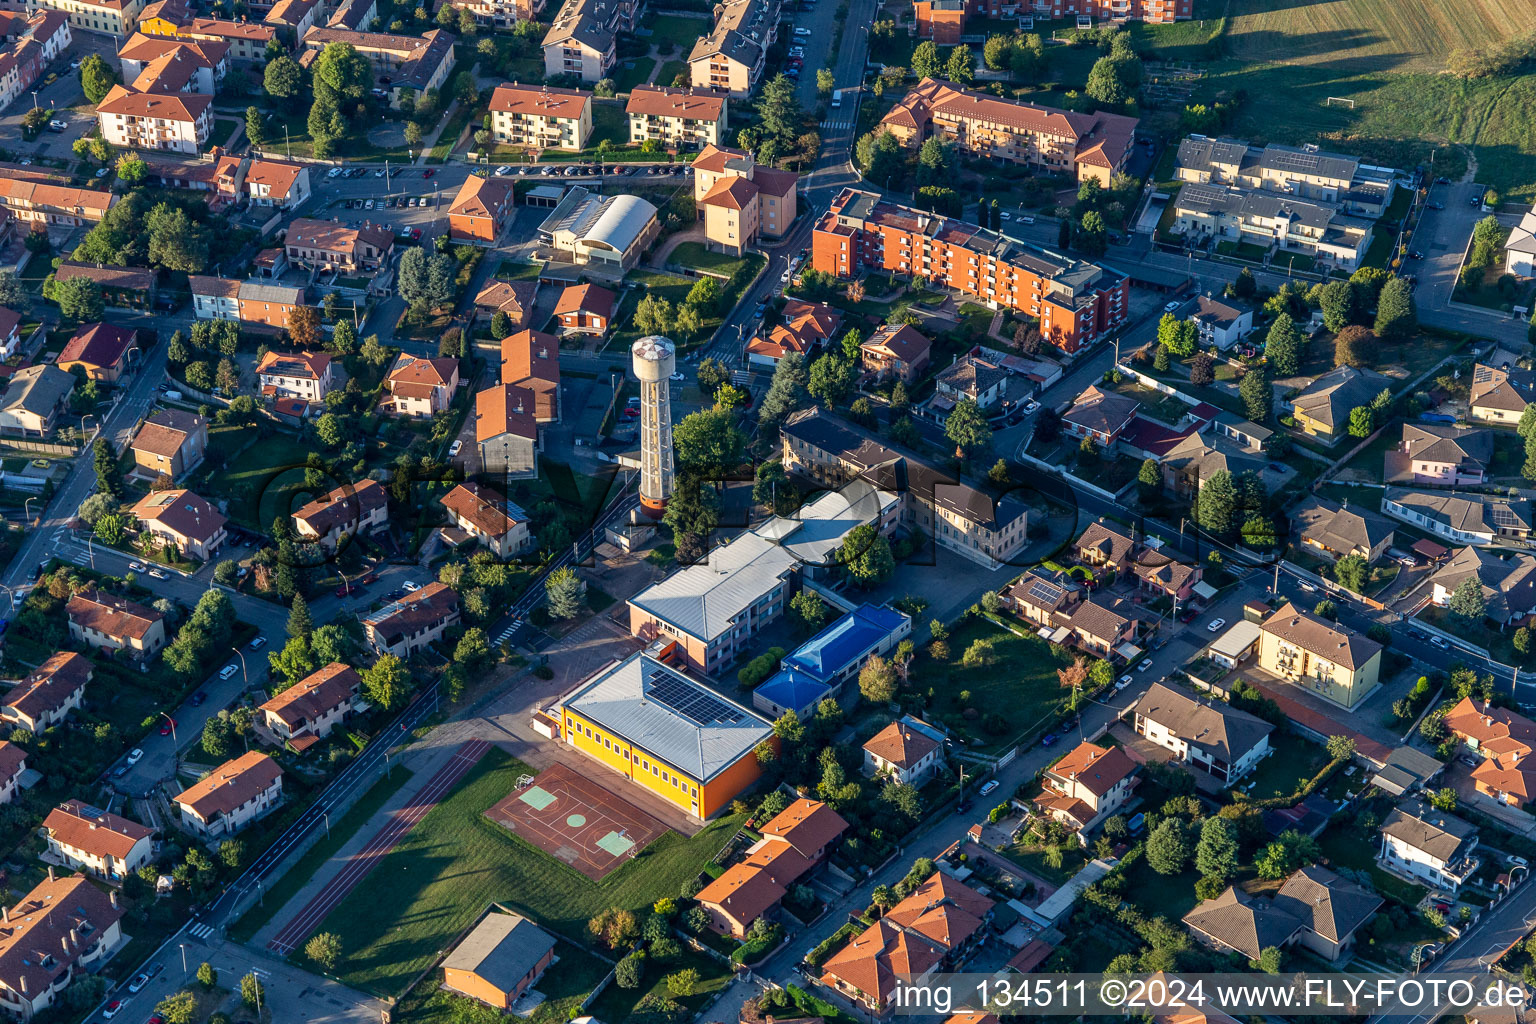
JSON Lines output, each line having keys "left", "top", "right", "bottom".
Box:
{"left": 198, "top": 428, "right": 319, "bottom": 531}
{"left": 614, "top": 56, "right": 657, "bottom": 93}
{"left": 305, "top": 748, "right": 746, "bottom": 999}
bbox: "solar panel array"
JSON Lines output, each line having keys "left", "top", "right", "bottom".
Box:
{"left": 1027, "top": 579, "right": 1063, "bottom": 605}
{"left": 1493, "top": 505, "right": 1523, "bottom": 528}
{"left": 645, "top": 668, "right": 745, "bottom": 727}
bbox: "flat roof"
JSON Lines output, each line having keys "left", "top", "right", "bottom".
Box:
{"left": 628, "top": 530, "right": 797, "bottom": 643}
{"left": 561, "top": 652, "right": 771, "bottom": 782}
{"left": 1208, "top": 619, "right": 1261, "bottom": 659}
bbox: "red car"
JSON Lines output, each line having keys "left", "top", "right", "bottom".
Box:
{"left": 410, "top": 227, "right": 422, "bottom": 240}
{"left": 422, "top": 168, "right": 435, "bottom": 179}
{"left": 158, "top": 719, "right": 175, "bottom": 736}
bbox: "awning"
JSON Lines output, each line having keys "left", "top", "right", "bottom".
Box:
{"left": 1192, "top": 580, "right": 1219, "bottom": 600}
{"left": 1048, "top": 626, "right": 1072, "bottom": 644}
{"left": 1114, "top": 642, "right": 1142, "bottom": 661}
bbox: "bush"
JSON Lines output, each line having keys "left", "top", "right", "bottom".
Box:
{"left": 736, "top": 646, "right": 787, "bottom": 688}
{"left": 806, "top": 923, "right": 860, "bottom": 967}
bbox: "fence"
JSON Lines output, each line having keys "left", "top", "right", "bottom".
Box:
{"left": 0, "top": 437, "right": 80, "bottom": 457}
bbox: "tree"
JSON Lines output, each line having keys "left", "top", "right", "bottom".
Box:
{"left": 265, "top": 55, "right": 304, "bottom": 105}
{"left": 588, "top": 907, "right": 639, "bottom": 951}
{"left": 696, "top": 357, "right": 729, "bottom": 397}
{"left": 685, "top": 277, "right": 721, "bottom": 316}
{"left": 79, "top": 493, "right": 120, "bottom": 528}
{"left": 1266, "top": 313, "right": 1301, "bottom": 376}
{"left": 155, "top": 991, "right": 198, "bottom": 1024}
{"left": 1146, "top": 818, "right": 1190, "bottom": 875}
{"left": 816, "top": 68, "right": 835, "bottom": 94}
{"left": 1239, "top": 365, "right": 1270, "bottom": 422}
{"left": 945, "top": 44, "right": 974, "bottom": 85}
{"left": 546, "top": 566, "right": 584, "bottom": 619}
{"left": 196, "top": 963, "right": 217, "bottom": 989}
{"left": 286, "top": 593, "right": 313, "bottom": 639}
{"left": 633, "top": 294, "right": 675, "bottom": 335}
{"left": 1137, "top": 457, "right": 1161, "bottom": 496}
{"left": 667, "top": 968, "right": 700, "bottom": 997}
{"left": 1449, "top": 575, "right": 1487, "bottom": 623}
{"left": 790, "top": 589, "right": 830, "bottom": 631}
{"left": 116, "top": 151, "right": 149, "bottom": 187}
{"left": 490, "top": 310, "right": 514, "bottom": 339}
{"left": 1253, "top": 947, "right": 1284, "bottom": 975}
{"left": 673, "top": 408, "right": 744, "bottom": 479}
{"left": 1189, "top": 352, "right": 1215, "bottom": 385}
{"left": 945, "top": 398, "right": 993, "bottom": 460}
{"left": 0, "top": 270, "right": 26, "bottom": 312}
{"left": 1470, "top": 214, "right": 1504, "bottom": 269}
{"left": 201, "top": 714, "right": 231, "bottom": 759}
{"left": 1334, "top": 324, "right": 1375, "bottom": 369}
{"left": 1075, "top": 210, "right": 1107, "bottom": 257}
{"left": 1192, "top": 469, "right": 1236, "bottom": 537}
{"left": 1333, "top": 553, "right": 1368, "bottom": 593}
{"left": 1195, "top": 817, "right": 1240, "bottom": 882}
{"left": 615, "top": 955, "right": 643, "bottom": 989}
{"left": 912, "top": 40, "right": 942, "bottom": 79}
{"left": 859, "top": 654, "right": 897, "bottom": 703}
{"left": 1255, "top": 829, "right": 1320, "bottom": 880}
{"left": 403, "top": 121, "right": 423, "bottom": 147}
{"left": 55, "top": 276, "right": 104, "bottom": 321}
{"left": 241, "top": 973, "right": 265, "bottom": 1010}
{"left": 1429, "top": 786, "right": 1458, "bottom": 811}
{"left": 759, "top": 351, "right": 810, "bottom": 427}
{"left": 1085, "top": 53, "right": 1133, "bottom": 106}
{"left": 362, "top": 653, "right": 412, "bottom": 711}
{"left": 808, "top": 353, "right": 856, "bottom": 406}
{"left": 839, "top": 523, "right": 894, "bottom": 587}
{"left": 1326, "top": 734, "right": 1357, "bottom": 761}
{"left": 93, "top": 437, "right": 122, "bottom": 498}
{"left": 1319, "top": 280, "right": 1356, "bottom": 332}
{"left": 268, "top": 635, "right": 316, "bottom": 686}
{"left": 1375, "top": 276, "right": 1417, "bottom": 339}
{"left": 306, "top": 932, "right": 342, "bottom": 970}
{"left": 1348, "top": 405, "right": 1374, "bottom": 438}
{"left": 287, "top": 304, "right": 322, "bottom": 351}
{"left": 79, "top": 54, "right": 118, "bottom": 103}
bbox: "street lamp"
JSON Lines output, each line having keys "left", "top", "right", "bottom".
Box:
{"left": 23, "top": 496, "right": 35, "bottom": 525}
{"left": 31, "top": 90, "right": 38, "bottom": 110}
{"left": 158, "top": 711, "right": 176, "bottom": 742}
{"left": 85, "top": 534, "right": 95, "bottom": 568}
{"left": 229, "top": 646, "right": 247, "bottom": 683}
{"left": 178, "top": 943, "right": 188, "bottom": 972}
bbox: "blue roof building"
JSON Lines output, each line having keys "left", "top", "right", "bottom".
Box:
{"left": 753, "top": 603, "right": 912, "bottom": 719}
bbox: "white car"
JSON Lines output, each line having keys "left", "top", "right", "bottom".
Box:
{"left": 1164, "top": 300, "right": 1182, "bottom": 312}
{"left": 149, "top": 568, "right": 167, "bottom": 579}
{"left": 670, "top": 372, "right": 685, "bottom": 381}
{"left": 449, "top": 439, "right": 463, "bottom": 456}
{"left": 249, "top": 636, "right": 267, "bottom": 650}
{"left": 1118, "top": 674, "right": 1133, "bottom": 688}
{"left": 1430, "top": 636, "right": 1449, "bottom": 649}
{"left": 1298, "top": 581, "right": 1317, "bottom": 592}
{"left": 793, "top": 26, "right": 811, "bottom": 35}
{"left": 403, "top": 581, "right": 421, "bottom": 592}
{"left": 1207, "top": 618, "right": 1226, "bottom": 633}
{"left": 125, "top": 748, "right": 144, "bottom": 766}
{"left": 128, "top": 561, "right": 146, "bottom": 571}
{"left": 364, "top": 199, "right": 375, "bottom": 209}
{"left": 219, "top": 664, "right": 239, "bottom": 680}
{"left": 327, "top": 167, "right": 343, "bottom": 178}
{"left": 979, "top": 780, "right": 999, "bottom": 796}
{"left": 1138, "top": 659, "right": 1153, "bottom": 672}
{"left": 495, "top": 165, "right": 512, "bottom": 176}
{"left": 1022, "top": 400, "right": 1040, "bottom": 414}
{"left": 373, "top": 168, "right": 386, "bottom": 177}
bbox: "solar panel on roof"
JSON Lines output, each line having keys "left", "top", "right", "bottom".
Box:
{"left": 1027, "top": 580, "right": 1063, "bottom": 605}
{"left": 1493, "top": 506, "right": 1522, "bottom": 528}
{"left": 646, "top": 670, "right": 745, "bottom": 726}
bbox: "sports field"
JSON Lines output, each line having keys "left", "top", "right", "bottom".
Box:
{"left": 485, "top": 762, "right": 669, "bottom": 880}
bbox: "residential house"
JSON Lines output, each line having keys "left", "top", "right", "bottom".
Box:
{"left": 1289, "top": 366, "right": 1392, "bottom": 442}
{"left": 0, "top": 12, "right": 70, "bottom": 113}
{"left": 117, "top": 33, "right": 226, "bottom": 93}
{"left": 879, "top": 78, "right": 1137, "bottom": 186}
{"left": 65, "top": 589, "right": 166, "bottom": 657}
{"left": 439, "top": 482, "right": 532, "bottom": 559}
{"left": 1064, "top": 597, "right": 1137, "bottom": 659}
{"left": 695, "top": 798, "right": 847, "bottom": 936}
{"left": 1424, "top": 545, "right": 1536, "bottom": 625}
{"left": 1290, "top": 496, "right": 1395, "bottom": 563}
{"left": 41, "top": 800, "right": 153, "bottom": 883}
{"left": 56, "top": 322, "right": 137, "bottom": 382}
{"left": 31, "top": 0, "right": 143, "bottom": 37}
{"left": 138, "top": 10, "right": 276, "bottom": 62}
{"left": 473, "top": 279, "right": 537, "bottom": 327}
{"left": 747, "top": 298, "right": 839, "bottom": 367}
{"left": 537, "top": 187, "right": 660, "bottom": 273}
{"left": 488, "top": 82, "right": 592, "bottom": 150}
{"left": 1383, "top": 490, "right": 1533, "bottom": 548}
{"left": 932, "top": 350, "right": 1009, "bottom": 411}
{"left": 1171, "top": 183, "right": 1372, "bottom": 270}
{"left": 1444, "top": 696, "right": 1536, "bottom": 810}
{"left": 1075, "top": 519, "right": 1135, "bottom": 570}
{"left": 1182, "top": 867, "right": 1381, "bottom": 963}
{"left": 1506, "top": 211, "right": 1536, "bottom": 278}
{"left": 0, "top": 364, "right": 73, "bottom": 436}
{"left": 0, "top": 307, "right": 25, "bottom": 361}
{"left": 627, "top": 85, "right": 728, "bottom": 149}
{"left": 1385, "top": 424, "right": 1493, "bottom": 487}
{"left": 0, "top": 179, "right": 115, "bottom": 227}
{"left": 382, "top": 354, "right": 458, "bottom": 417}
{"left": 691, "top": 143, "right": 797, "bottom": 254}
{"left": 441, "top": 912, "right": 557, "bottom": 1011}
{"left": 752, "top": 603, "right": 912, "bottom": 719}
{"left": 173, "top": 750, "right": 284, "bottom": 836}
{"left": 292, "top": 478, "right": 388, "bottom": 551}
{"left": 363, "top": 582, "right": 461, "bottom": 657}
{"left": 475, "top": 384, "right": 540, "bottom": 480}
{"left": 541, "top": 0, "right": 633, "bottom": 82}
{"left": 1379, "top": 801, "right": 1480, "bottom": 893}
{"left": 1469, "top": 363, "right": 1535, "bottom": 425}
{"left": 1175, "top": 135, "right": 1399, "bottom": 218}
{"left": 52, "top": 262, "right": 155, "bottom": 308}
{"left": 129, "top": 408, "right": 206, "bottom": 482}
{"left": 0, "top": 873, "right": 125, "bottom": 1020}
{"left": 1132, "top": 548, "right": 1203, "bottom": 605}
{"left": 1033, "top": 740, "right": 1139, "bottom": 832}
{"left": 447, "top": 174, "right": 516, "bottom": 245}
{"left": 862, "top": 718, "right": 944, "bottom": 784}
{"left": 129, "top": 488, "right": 227, "bottom": 560}
{"left": 1190, "top": 295, "right": 1253, "bottom": 350}
{"left": 1133, "top": 681, "right": 1274, "bottom": 785}
{"left": 860, "top": 323, "right": 931, "bottom": 383}
{"left": 915, "top": 0, "right": 1189, "bottom": 40}
{"left": 256, "top": 349, "right": 334, "bottom": 403}
{"left": 552, "top": 282, "right": 615, "bottom": 337}
{"left": 236, "top": 157, "right": 311, "bottom": 209}
{"left": 0, "top": 740, "right": 23, "bottom": 806}
{"left": 1257, "top": 601, "right": 1383, "bottom": 709}
{"left": 233, "top": 280, "right": 306, "bottom": 330}
{"left": 687, "top": 0, "right": 781, "bottom": 97}
{"left": 263, "top": 0, "right": 318, "bottom": 41}
{"left": 1160, "top": 430, "right": 1268, "bottom": 498}
{"left": 185, "top": 276, "right": 234, "bottom": 321}
{"left": 1001, "top": 566, "right": 1082, "bottom": 627}
{"left": 96, "top": 83, "right": 210, "bottom": 153}
{"left": 297, "top": 28, "right": 455, "bottom": 109}
{"left": 284, "top": 217, "right": 394, "bottom": 272}
{"left": 258, "top": 662, "right": 361, "bottom": 748}
{"left": 0, "top": 651, "right": 90, "bottom": 733}
{"left": 439, "top": 0, "right": 544, "bottom": 29}
{"left": 1061, "top": 385, "right": 1138, "bottom": 449}
{"left": 500, "top": 328, "right": 561, "bottom": 424}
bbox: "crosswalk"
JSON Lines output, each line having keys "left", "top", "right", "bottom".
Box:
{"left": 820, "top": 116, "right": 857, "bottom": 131}
{"left": 188, "top": 922, "right": 215, "bottom": 940}
{"left": 493, "top": 618, "right": 520, "bottom": 647}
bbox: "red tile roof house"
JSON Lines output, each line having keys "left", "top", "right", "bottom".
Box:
{"left": 860, "top": 323, "right": 931, "bottom": 383}
{"left": 65, "top": 589, "right": 166, "bottom": 658}
{"left": 257, "top": 662, "right": 362, "bottom": 750}
{"left": 0, "top": 739, "right": 25, "bottom": 805}
{"left": 128, "top": 408, "right": 207, "bottom": 482}
{"left": 283, "top": 217, "right": 394, "bottom": 273}
{"left": 552, "top": 283, "right": 616, "bottom": 338}
{"left": 440, "top": 482, "right": 532, "bottom": 559}
{"left": 291, "top": 478, "right": 388, "bottom": 552}
{"left": 0, "top": 872, "right": 126, "bottom": 1020}
{"left": 129, "top": 488, "right": 228, "bottom": 561}
{"left": 362, "top": 581, "right": 461, "bottom": 658}
{"left": 56, "top": 322, "right": 138, "bottom": 383}
{"left": 0, "top": 306, "right": 39, "bottom": 361}
{"left": 173, "top": 750, "right": 284, "bottom": 836}
{"left": 42, "top": 799, "right": 154, "bottom": 883}
{"left": 256, "top": 349, "right": 334, "bottom": 403}
{"left": 0, "top": 651, "right": 91, "bottom": 733}
{"left": 1032, "top": 740, "right": 1139, "bottom": 833}
{"left": 380, "top": 354, "right": 459, "bottom": 417}
{"left": 747, "top": 298, "right": 841, "bottom": 368}
{"left": 862, "top": 718, "right": 944, "bottom": 785}
{"left": 694, "top": 798, "right": 848, "bottom": 937}
{"left": 1061, "top": 385, "right": 1138, "bottom": 450}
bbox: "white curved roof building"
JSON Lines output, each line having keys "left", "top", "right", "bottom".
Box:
{"left": 538, "top": 186, "right": 661, "bottom": 272}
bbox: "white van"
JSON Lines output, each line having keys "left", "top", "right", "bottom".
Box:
{"left": 219, "top": 664, "right": 239, "bottom": 680}
{"left": 831, "top": 89, "right": 842, "bottom": 108}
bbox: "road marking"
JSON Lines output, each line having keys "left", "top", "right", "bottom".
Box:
{"left": 189, "top": 922, "right": 214, "bottom": 939}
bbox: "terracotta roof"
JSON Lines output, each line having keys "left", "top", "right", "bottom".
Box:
{"left": 1473, "top": 754, "right": 1536, "bottom": 802}
{"left": 0, "top": 875, "right": 125, "bottom": 1003}
{"left": 1043, "top": 740, "right": 1137, "bottom": 797}
{"left": 188, "top": 275, "right": 240, "bottom": 299}
{"left": 119, "top": 32, "right": 229, "bottom": 66}
{"left": 257, "top": 349, "right": 331, "bottom": 380}
{"left": 475, "top": 383, "right": 538, "bottom": 443}
{"left": 285, "top": 218, "right": 394, "bottom": 258}
{"left": 0, "top": 308, "right": 19, "bottom": 343}
{"left": 0, "top": 739, "right": 23, "bottom": 788}
{"left": 244, "top": 158, "right": 305, "bottom": 199}
{"left": 130, "top": 408, "right": 204, "bottom": 459}
{"left": 626, "top": 84, "right": 727, "bottom": 120}
{"left": 66, "top": 589, "right": 163, "bottom": 641}
{"left": 448, "top": 174, "right": 515, "bottom": 221}
{"left": 97, "top": 83, "right": 210, "bottom": 122}
{"left": 863, "top": 720, "right": 940, "bottom": 769}
{"left": 386, "top": 354, "right": 458, "bottom": 399}
{"left": 821, "top": 918, "right": 943, "bottom": 1006}
{"left": 175, "top": 751, "right": 282, "bottom": 819}
{"left": 130, "top": 488, "right": 227, "bottom": 543}
{"left": 489, "top": 82, "right": 591, "bottom": 118}
{"left": 691, "top": 143, "right": 753, "bottom": 174}
{"left": 553, "top": 282, "right": 615, "bottom": 318}
{"left": 58, "top": 323, "right": 137, "bottom": 370}
{"left": 500, "top": 329, "right": 560, "bottom": 422}
{"left": 293, "top": 478, "right": 387, "bottom": 536}
{"left": 475, "top": 279, "right": 536, "bottom": 319}
{"left": 441, "top": 481, "right": 527, "bottom": 538}
{"left": 753, "top": 165, "right": 797, "bottom": 197}
{"left": 264, "top": 0, "right": 318, "bottom": 25}
{"left": 259, "top": 662, "right": 361, "bottom": 731}
{"left": 1445, "top": 696, "right": 1536, "bottom": 757}
{"left": 183, "top": 15, "right": 276, "bottom": 39}
{"left": 2, "top": 652, "right": 90, "bottom": 723}
{"left": 1261, "top": 601, "right": 1381, "bottom": 671}
{"left": 43, "top": 799, "right": 152, "bottom": 862}
{"left": 883, "top": 871, "right": 992, "bottom": 950}
{"left": 862, "top": 323, "right": 930, "bottom": 365}
{"left": 695, "top": 841, "right": 806, "bottom": 926}
{"left": 364, "top": 581, "right": 460, "bottom": 643}
{"left": 1076, "top": 520, "right": 1136, "bottom": 566}
{"left": 759, "top": 797, "right": 848, "bottom": 859}
{"left": 53, "top": 262, "right": 150, "bottom": 288}
{"left": 701, "top": 175, "right": 759, "bottom": 210}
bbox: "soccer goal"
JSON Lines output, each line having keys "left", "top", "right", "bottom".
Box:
{"left": 1325, "top": 96, "right": 1357, "bottom": 109}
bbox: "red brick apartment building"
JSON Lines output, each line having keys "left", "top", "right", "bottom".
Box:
{"left": 811, "top": 188, "right": 1128, "bottom": 354}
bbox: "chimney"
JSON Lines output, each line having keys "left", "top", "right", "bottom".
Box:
{"left": 2, "top": 905, "right": 8, "bottom": 923}
{"left": 62, "top": 936, "right": 71, "bottom": 956}
{"left": 47, "top": 866, "right": 54, "bottom": 883}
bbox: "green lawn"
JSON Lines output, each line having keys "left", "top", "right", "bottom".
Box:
{"left": 648, "top": 14, "right": 709, "bottom": 51}
{"left": 1238, "top": 729, "right": 1328, "bottom": 802}
{"left": 205, "top": 119, "right": 239, "bottom": 152}
{"left": 1319, "top": 820, "right": 1427, "bottom": 906}
{"left": 428, "top": 101, "right": 483, "bottom": 163}
{"left": 614, "top": 56, "right": 657, "bottom": 94}
{"left": 667, "top": 241, "right": 757, "bottom": 276}
{"left": 1000, "top": 841, "right": 1090, "bottom": 886}
{"left": 197, "top": 427, "right": 324, "bottom": 531}
{"left": 656, "top": 60, "right": 688, "bottom": 89}
{"left": 394, "top": 941, "right": 610, "bottom": 1024}
{"left": 305, "top": 748, "right": 746, "bottom": 999}
{"left": 1122, "top": 855, "right": 1203, "bottom": 924}
{"left": 587, "top": 946, "right": 732, "bottom": 1023}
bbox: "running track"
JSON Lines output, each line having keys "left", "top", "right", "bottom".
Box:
{"left": 267, "top": 738, "right": 491, "bottom": 956}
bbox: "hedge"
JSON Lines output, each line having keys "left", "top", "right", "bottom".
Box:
{"left": 805, "top": 923, "right": 860, "bottom": 967}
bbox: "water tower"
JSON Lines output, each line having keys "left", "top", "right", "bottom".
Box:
{"left": 631, "top": 335, "right": 676, "bottom": 518}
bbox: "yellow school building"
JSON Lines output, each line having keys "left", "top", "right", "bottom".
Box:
{"left": 557, "top": 652, "right": 773, "bottom": 819}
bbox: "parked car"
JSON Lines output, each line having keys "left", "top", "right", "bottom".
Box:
{"left": 148, "top": 569, "right": 167, "bottom": 579}
{"left": 979, "top": 779, "right": 999, "bottom": 796}
{"left": 103, "top": 1001, "right": 123, "bottom": 1020}
{"left": 1164, "top": 300, "right": 1182, "bottom": 312}
{"left": 1207, "top": 617, "right": 1226, "bottom": 633}
{"left": 1118, "top": 674, "right": 1133, "bottom": 689}
{"left": 126, "top": 748, "right": 144, "bottom": 765}
{"left": 1040, "top": 732, "right": 1057, "bottom": 747}
{"left": 128, "top": 973, "right": 151, "bottom": 994}
{"left": 48, "top": 119, "right": 68, "bottom": 131}
{"left": 219, "top": 664, "right": 239, "bottom": 680}
{"left": 129, "top": 561, "right": 146, "bottom": 571}
{"left": 1431, "top": 635, "right": 1449, "bottom": 649}
{"left": 158, "top": 718, "right": 175, "bottom": 735}
{"left": 1138, "top": 659, "right": 1153, "bottom": 672}
{"left": 189, "top": 691, "right": 207, "bottom": 706}
{"left": 403, "top": 581, "right": 421, "bottom": 592}
{"left": 249, "top": 636, "right": 267, "bottom": 649}
{"left": 449, "top": 439, "right": 463, "bottom": 456}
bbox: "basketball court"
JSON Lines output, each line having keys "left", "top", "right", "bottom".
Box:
{"left": 484, "top": 761, "right": 669, "bottom": 880}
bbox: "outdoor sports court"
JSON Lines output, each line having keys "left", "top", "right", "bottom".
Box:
{"left": 484, "top": 762, "right": 668, "bottom": 880}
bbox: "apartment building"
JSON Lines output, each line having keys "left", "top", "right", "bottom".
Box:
{"left": 42, "top": 800, "right": 154, "bottom": 883}
{"left": 1176, "top": 135, "right": 1400, "bottom": 219}
{"left": 439, "top": 481, "right": 532, "bottom": 559}
{"left": 695, "top": 798, "right": 846, "bottom": 936}
{"left": 0, "top": 740, "right": 22, "bottom": 806}
{"left": 0, "top": 176, "right": 114, "bottom": 228}
{"left": 298, "top": 27, "right": 454, "bottom": 106}
{"left": 284, "top": 217, "right": 394, "bottom": 272}
{"left": 540, "top": 0, "right": 633, "bottom": 81}
{"left": 189, "top": 276, "right": 306, "bottom": 329}
{"left": 0, "top": 11, "right": 70, "bottom": 112}
{"left": 258, "top": 662, "right": 361, "bottom": 747}
{"left": 688, "top": 0, "right": 781, "bottom": 97}
{"left": 1257, "top": 601, "right": 1383, "bottom": 709}
{"left": 256, "top": 349, "right": 334, "bottom": 403}
{"left": 25, "top": 0, "right": 141, "bottom": 36}
{"left": 292, "top": 478, "right": 388, "bottom": 550}
{"left": 1033, "top": 740, "right": 1138, "bottom": 833}
{"left": 881, "top": 78, "right": 1138, "bottom": 186}
{"left": 117, "top": 32, "right": 227, "bottom": 93}
{"left": 221, "top": 156, "right": 311, "bottom": 209}
{"left": 262, "top": 0, "right": 318, "bottom": 40}
{"left": 325, "top": 0, "right": 376, "bottom": 30}
{"left": 363, "top": 582, "right": 461, "bottom": 657}
{"left": 440, "top": 0, "right": 544, "bottom": 28}
{"left": 691, "top": 143, "right": 797, "bottom": 254}
{"left": 627, "top": 84, "right": 728, "bottom": 149}
{"left": 129, "top": 488, "right": 228, "bottom": 560}
{"left": 139, "top": 13, "right": 275, "bottom": 61}
{"left": 0, "top": 651, "right": 90, "bottom": 733}
{"left": 447, "top": 174, "right": 516, "bottom": 244}
{"left": 174, "top": 750, "right": 284, "bottom": 836}
{"left": 1133, "top": 681, "right": 1273, "bottom": 785}
{"left": 501, "top": 328, "right": 561, "bottom": 424}
{"left": 96, "top": 83, "right": 211, "bottom": 154}
{"left": 1172, "top": 182, "right": 1372, "bottom": 271}
{"left": 0, "top": 873, "right": 125, "bottom": 1020}
{"left": 1379, "top": 802, "right": 1480, "bottom": 893}
{"left": 813, "top": 188, "right": 1127, "bottom": 354}
{"left": 1018, "top": 0, "right": 1189, "bottom": 21}
{"left": 488, "top": 82, "right": 592, "bottom": 151}
{"left": 65, "top": 589, "right": 166, "bottom": 657}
